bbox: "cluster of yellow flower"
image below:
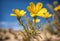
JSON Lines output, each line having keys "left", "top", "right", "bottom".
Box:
{"left": 10, "top": 2, "right": 52, "bottom": 23}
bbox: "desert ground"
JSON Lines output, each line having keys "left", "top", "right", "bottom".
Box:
{"left": 0, "top": 28, "right": 60, "bottom": 41}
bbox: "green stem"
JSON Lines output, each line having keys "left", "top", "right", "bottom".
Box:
{"left": 34, "top": 18, "right": 36, "bottom": 30}
{"left": 33, "top": 16, "right": 37, "bottom": 35}
{"left": 18, "top": 19, "right": 32, "bottom": 41}
{"left": 19, "top": 19, "right": 26, "bottom": 30}
{"left": 18, "top": 19, "right": 29, "bottom": 36}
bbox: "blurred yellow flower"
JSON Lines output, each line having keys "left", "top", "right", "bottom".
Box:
{"left": 27, "top": 2, "right": 47, "bottom": 17}
{"left": 41, "top": 12, "right": 52, "bottom": 19}
{"left": 54, "top": 5, "right": 60, "bottom": 11}
{"left": 10, "top": 9, "right": 26, "bottom": 19}
{"left": 33, "top": 18, "right": 40, "bottom": 23}
{"left": 53, "top": 1, "right": 58, "bottom": 5}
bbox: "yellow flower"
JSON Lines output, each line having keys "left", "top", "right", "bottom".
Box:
{"left": 10, "top": 9, "right": 26, "bottom": 20}
{"left": 54, "top": 5, "right": 60, "bottom": 11}
{"left": 27, "top": 2, "right": 47, "bottom": 17}
{"left": 33, "top": 18, "right": 40, "bottom": 23}
{"left": 30, "top": 8, "right": 47, "bottom": 17}
{"left": 41, "top": 12, "right": 52, "bottom": 19}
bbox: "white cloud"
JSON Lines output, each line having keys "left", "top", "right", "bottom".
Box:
{"left": 0, "top": 21, "right": 23, "bottom": 30}
{"left": 0, "top": 22, "right": 8, "bottom": 25}
{"left": 12, "top": 26, "right": 23, "bottom": 30}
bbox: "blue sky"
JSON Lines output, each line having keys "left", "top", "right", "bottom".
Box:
{"left": 0, "top": 0, "right": 60, "bottom": 30}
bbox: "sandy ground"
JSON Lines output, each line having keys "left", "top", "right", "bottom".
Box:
{"left": 0, "top": 29, "right": 60, "bottom": 41}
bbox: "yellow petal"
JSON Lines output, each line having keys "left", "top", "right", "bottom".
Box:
{"left": 38, "top": 8, "right": 47, "bottom": 14}
{"left": 12, "top": 9, "right": 19, "bottom": 14}
{"left": 36, "top": 2, "right": 43, "bottom": 11}
{"left": 30, "top": 13, "right": 36, "bottom": 17}
{"left": 10, "top": 14, "right": 16, "bottom": 16}
{"left": 33, "top": 18, "right": 40, "bottom": 23}
{"left": 48, "top": 14, "right": 52, "bottom": 18}
{"left": 54, "top": 5, "right": 60, "bottom": 11}
{"left": 58, "top": 5, "right": 60, "bottom": 8}
{"left": 57, "top": 5, "right": 60, "bottom": 10}
{"left": 27, "top": 2, "right": 35, "bottom": 13}
{"left": 27, "top": 6, "right": 33, "bottom": 13}
{"left": 54, "top": 7, "right": 58, "bottom": 11}
{"left": 19, "top": 10, "right": 26, "bottom": 16}
{"left": 36, "top": 13, "right": 44, "bottom": 17}
{"left": 43, "top": 12, "right": 52, "bottom": 19}
{"left": 30, "top": 2, "right": 35, "bottom": 10}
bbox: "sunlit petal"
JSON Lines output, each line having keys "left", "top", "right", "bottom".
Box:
{"left": 54, "top": 7, "right": 58, "bottom": 11}
{"left": 20, "top": 10, "right": 26, "bottom": 16}
{"left": 10, "top": 14, "right": 16, "bottom": 16}
{"left": 48, "top": 14, "right": 52, "bottom": 18}
{"left": 12, "top": 9, "right": 19, "bottom": 14}
{"left": 42, "top": 12, "right": 52, "bottom": 19}
{"left": 30, "top": 2, "right": 35, "bottom": 10}
{"left": 38, "top": 8, "right": 47, "bottom": 14}
{"left": 58, "top": 5, "right": 60, "bottom": 9}
{"left": 37, "top": 13, "right": 44, "bottom": 17}
{"left": 54, "top": 5, "right": 60, "bottom": 11}
{"left": 30, "top": 13, "right": 36, "bottom": 17}
{"left": 33, "top": 18, "right": 40, "bottom": 23}
{"left": 27, "top": 6, "right": 33, "bottom": 13}
{"left": 36, "top": 2, "right": 43, "bottom": 11}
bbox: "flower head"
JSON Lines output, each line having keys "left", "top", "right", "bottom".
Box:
{"left": 10, "top": 9, "right": 26, "bottom": 20}
{"left": 41, "top": 12, "right": 52, "bottom": 19}
{"left": 33, "top": 18, "right": 40, "bottom": 23}
{"left": 54, "top": 5, "right": 60, "bottom": 11}
{"left": 27, "top": 2, "right": 47, "bottom": 17}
